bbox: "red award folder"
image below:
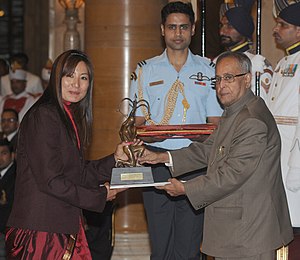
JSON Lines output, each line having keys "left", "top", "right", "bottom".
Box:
{"left": 136, "top": 124, "right": 216, "bottom": 142}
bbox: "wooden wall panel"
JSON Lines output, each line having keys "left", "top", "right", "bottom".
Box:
{"left": 24, "top": 0, "right": 49, "bottom": 75}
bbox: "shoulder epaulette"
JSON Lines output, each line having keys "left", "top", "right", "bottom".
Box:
{"left": 137, "top": 60, "right": 147, "bottom": 68}
{"left": 209, "top": 61, "right": 216, "bottom": 68}
{"left": 131, "top": 71, "right": 137, "bottom": 81}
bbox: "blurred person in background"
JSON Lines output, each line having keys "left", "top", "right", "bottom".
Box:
{"left": 0, "top": 139, "right": 16, "bottom": 259}
{"left": 266, "top": 1, "right": 300, "bottom": 259}
{"left": 0, "top": 109, "right": 19, "bottom": 153}
{"left": 217, "top": 0, "right": 273, "bottom": 100}
{"left": 0, "top": 69, "right": 36, "bottom": 123}
{"left": 0, "top": 53, "right": 43, "bottom": 96}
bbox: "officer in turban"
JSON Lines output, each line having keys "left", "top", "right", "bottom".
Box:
{"left": 217, "top": 0, "right": 273, "bottom": 101}
{"left": 266, "top": 1, "right": 300, "bottom": 258}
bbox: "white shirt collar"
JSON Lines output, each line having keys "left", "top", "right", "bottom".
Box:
{"left": 0, "top": 161, "right": 13, "bottom": 178}
{"left": 5, "top": 130, "right": 18, "bottom": 142}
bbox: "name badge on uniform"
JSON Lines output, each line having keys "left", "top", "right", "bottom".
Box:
{"left": 194, "top": 81, "right": 207, "bottom": 86}
{"left": 281, "top": 64, "right": 298, "bottom": 77}
{"left": 149, "top": 80, "right": 164, "bottom": 86}
{"left": 189, "top": 72, "right": 210, "bottom": 87}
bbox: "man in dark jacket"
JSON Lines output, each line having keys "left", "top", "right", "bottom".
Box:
{"left": 0, "top": 139, "right": 16, "bottom": 259}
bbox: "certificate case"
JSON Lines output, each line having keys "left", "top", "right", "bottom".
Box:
{"left": 136, "top": 123, "right": 216, "bottom": 141}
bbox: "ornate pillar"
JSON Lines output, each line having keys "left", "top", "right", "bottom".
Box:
{"left": 48, "top": 0, "right": 85, "bottom": 60}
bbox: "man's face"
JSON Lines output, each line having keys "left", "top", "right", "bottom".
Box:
{"left": 161, "top": 13, "right": 195, "bottom": 51}
{"left": 1, "top": 111, "right": 18, "bottom": 136}
{"left": 219, "top": 16, "right": 245, "bottom": 48}
{"left": 216, "top": 57, "right": 251, "bottom": 107}
{"left": 10, "top": 79, "right": 26, "bottom": 95}
{"left": 0, "top": 145, "right": 13, "bottom": 171}
{"left": 273, "top": 17, "right": 300, "bottom": 49}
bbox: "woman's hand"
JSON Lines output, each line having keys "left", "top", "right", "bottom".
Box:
{"left": 104, "top": 182, "right": 127, "bottom": 201}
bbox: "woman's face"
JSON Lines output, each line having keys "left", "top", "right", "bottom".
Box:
{"left": 61, "top": 61, "right": 90, "bottom": 103}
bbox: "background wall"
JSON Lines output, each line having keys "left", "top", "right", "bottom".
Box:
{"left": 24, "top": 0, "right": 49, "bottom": 75}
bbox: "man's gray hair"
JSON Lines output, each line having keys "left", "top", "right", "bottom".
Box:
{"left": 216, "top": 51, "right": 252, "bottom": 74}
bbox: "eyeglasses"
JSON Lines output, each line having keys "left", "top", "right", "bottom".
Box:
{"left": 214, "top": 73, "right": 248, "bottom": 85}
{"left": 1, "top": 118, "right": 18, "bottom": 123}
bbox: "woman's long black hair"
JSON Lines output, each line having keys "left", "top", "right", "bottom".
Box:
{"left": 36, "top": 50, "right": 94, "bottom": 149}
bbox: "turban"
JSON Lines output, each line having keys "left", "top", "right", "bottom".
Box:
{"left": 9, "top": 69, "right": 26, "bottom": 81}
{"left": 273, "top": 0, "right": 300, "bottom": 26}
{"left": 220, "top": 0, "right": 255, "bottom": 39}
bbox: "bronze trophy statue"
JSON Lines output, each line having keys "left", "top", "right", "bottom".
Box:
{"left": 116, "top": 97, "right": 150, "bottom": 167}
{"left": 110, "top": 97, "right": 155, "bottom": 189}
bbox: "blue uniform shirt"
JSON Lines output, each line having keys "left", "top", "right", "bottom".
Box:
{"left": 129, "top": 49, "right": 223, "bottom": 150}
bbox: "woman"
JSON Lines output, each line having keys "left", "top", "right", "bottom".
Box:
{"left": 5, "top": 50, "right": 128, "bottom": 259}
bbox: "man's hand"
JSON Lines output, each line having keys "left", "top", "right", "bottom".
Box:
{"left": 114, "top": 139, "right": 143, "bottom": 162}
{"left": 138, "top": 149, "right": 169, "bottom": 164}
{"left": 156, "top": 178, "right": 186, "bottom": 196}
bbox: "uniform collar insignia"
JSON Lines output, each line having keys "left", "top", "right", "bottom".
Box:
{"left": 230, "top": 41, "right": 251, "bottom": 53}
{"left": 286, "top": 41, "right": 300, "bottom": 55}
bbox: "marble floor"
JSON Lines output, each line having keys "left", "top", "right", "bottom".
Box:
{"left": 110, "top": 232, "right": 286, "bottom": 260}
{"left": 111, "top": 233, "right": 151, "bottom": 260}
{"left": 110, "top": 232, "right": 213, "bottom": 260}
